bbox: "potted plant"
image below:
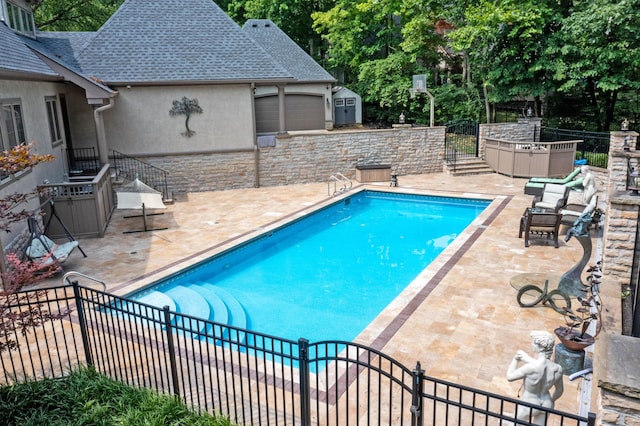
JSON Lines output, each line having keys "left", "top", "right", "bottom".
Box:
{"left": 554, "top": 261, "right": 602, "bottom": 352}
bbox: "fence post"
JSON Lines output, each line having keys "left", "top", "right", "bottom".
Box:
{"left": 411, "top": 362, "right": 424, "bottom": 426}
{"left": 298, "top": 338, "right": 311, "bottom": 426}
{"left": 71, "top": 281, "right": 93, "bottom": 367}
{"left": 163, "top": 305, "right": 180, "bottom": 397}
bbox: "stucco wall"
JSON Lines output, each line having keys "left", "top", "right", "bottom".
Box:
{"left": 0, "top": 79, "right": 70, "bottom": 245}
{"left": 103, "top": 84, "right": 255, "bottom": 154}
{"left": 63, "top": 85, "right": 99, "bottom": 150}
{"left": 141, "top": 126, "right": 445, "bottom": 194}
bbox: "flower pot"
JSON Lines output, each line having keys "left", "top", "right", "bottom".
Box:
{"left": 554, "top": 327, "right": 595, "bottom": 352}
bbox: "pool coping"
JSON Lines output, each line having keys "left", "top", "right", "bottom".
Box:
{"left": 109, "top": 185, "right": 512, "bottom": 352}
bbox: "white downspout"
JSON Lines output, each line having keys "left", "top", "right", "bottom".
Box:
{"left": 93, "top": 97, "right": 115, "bottom": 165}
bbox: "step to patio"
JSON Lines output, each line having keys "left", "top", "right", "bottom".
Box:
{"left": 445, "top": 158, "right": 495, "bottom": 176}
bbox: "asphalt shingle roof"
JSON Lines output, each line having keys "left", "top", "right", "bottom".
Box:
{"left": 243, "top": 19, "right": 335, "bottom": 83}
{"left": 68, "top": 0, "right": 292, "bottom": 84}
{"left": 4, "top": 0, "right": 333, "bottom": 85}
{"left": 0, "top": 22, "right": 57, "bottom": 77}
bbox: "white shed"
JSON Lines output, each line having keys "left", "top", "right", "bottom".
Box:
{"left": 333, "top": 87, "right": 362, "bottom": 126}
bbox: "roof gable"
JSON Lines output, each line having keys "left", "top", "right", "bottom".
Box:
{"left": 243, "top": 19, "right": 335, "bottom": 83}
{"left": 72, "top": 0, "right": 292, "bottom": 84}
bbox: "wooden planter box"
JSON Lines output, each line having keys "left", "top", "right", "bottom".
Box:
{"left": 356, "top": 165, "right": 391, "bottom": 183}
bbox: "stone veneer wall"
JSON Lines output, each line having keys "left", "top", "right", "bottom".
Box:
{"left": 478, "top": 117, "right": 542, "bottom": 159}
{"left": 138, "top": 126, "right": 446, "bottom": 194}
{"left": 596, "top": 130, "right": 640, "bottom": 425}
{"left": 257, "top": 127, "right": 445, "bottom": 187}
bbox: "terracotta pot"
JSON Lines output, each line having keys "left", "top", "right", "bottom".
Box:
{"left": 554, "top": 327, "right": 595, "bottom": 352}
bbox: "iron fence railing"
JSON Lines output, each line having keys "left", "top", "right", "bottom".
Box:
{"left": 1, "top": 283, "right": 595, "bottom": 426}
{"left": 110, "top": 150, "right": 170, "bottom": 201}
{"left": 65, "top": 147, "right": 101, "bottom": 177}
{"left": 540, "top": 127, "right": 610, "bottom": 169}
{"left": 445, "top": 120, "right": 480, "bottom": 174}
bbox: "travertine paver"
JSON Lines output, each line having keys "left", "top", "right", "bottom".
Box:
{"left": 40, "top": 172, "right": 599, "bottom": 415}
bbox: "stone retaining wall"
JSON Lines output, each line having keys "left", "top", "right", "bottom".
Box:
{"left": 139, "top": 126, "right": 446, "bottom": 194}
{"left": 597, "top": 130, "right": 640, "bottom": 425}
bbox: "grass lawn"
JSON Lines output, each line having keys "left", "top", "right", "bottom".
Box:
{"left": 0, "top": 368, "right": 234, "bottom": 426}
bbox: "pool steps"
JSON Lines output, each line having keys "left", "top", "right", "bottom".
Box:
{"left": 119, "top": 291, "right": 176, "bottom": 326}
{"left": 196, "top": 282, "right": 247, "bottom": 344}
{"left": 166, "top": 286, "right": 210, "bottom": 336}
{"left": 126, "top": 283, "right": 248, "bottom": 345}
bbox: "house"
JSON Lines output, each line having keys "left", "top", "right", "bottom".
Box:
{"left": 0, "top": 0, "right": 336, "bottom": 217}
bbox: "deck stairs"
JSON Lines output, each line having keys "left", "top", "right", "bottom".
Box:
{"left": 445, "top": 157, "right": 495, "bottom": 176}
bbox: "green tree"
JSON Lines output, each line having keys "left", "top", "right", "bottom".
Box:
{"left": 224, "top": 0, "right": 334, "bottom": 62}
{"left": 33, "top": 0, "right": 123, "bottom": 31}
{"left": 446, "top": 0, "right": 565, "bottom": 120}
{"left": 547, "top": 0, "right": 640, "bottom": 131}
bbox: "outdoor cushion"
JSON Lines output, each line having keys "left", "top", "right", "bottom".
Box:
{"left": 26, "top": 235, "right": 79, "bottom": 265}
{"left": 533, "top": 183, "right": 570, "bottom": 212}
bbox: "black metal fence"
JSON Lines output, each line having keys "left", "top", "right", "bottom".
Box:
{"left": 1, "top": 284, "right": 595, "bottom": 425}
{"left": 65, "top": 147, "right": 101, "bottom": 176}
{"left": 445, "top": 120, "right": 480, "bottom": 171}
{"left": 540, "top": 127, "right": 610, "bottom": 169}
{"left": 110, "top": 150, "right": 170, "bottom": 201}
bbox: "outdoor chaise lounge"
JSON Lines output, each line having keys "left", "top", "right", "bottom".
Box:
{"left": 532, "top": 183, "right": 571, "bottom": 212}
{"left": 524, "top": 166, "right": 585, "bottom": 196}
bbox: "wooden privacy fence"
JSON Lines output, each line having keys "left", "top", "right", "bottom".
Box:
{"left": 485, "top": 139, "right": 579, "bottom": 178}
{"left": 1, "top": 283, "right": 595, "bottom": 426}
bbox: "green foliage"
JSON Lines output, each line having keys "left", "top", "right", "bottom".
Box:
{"left": 546, "top": 0, "right": 640, "bottom": 130}
{"left": 33, "top": 0, "right": 123, "bottom": 31}
{"left": 0, "top": 367, "right": 234, "bottom": 425}
{"left": 224, "top": 0, "right": 334, "bottom": 61}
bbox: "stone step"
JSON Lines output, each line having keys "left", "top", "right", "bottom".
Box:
{"left": 445, "top": 159, "right": 495, "bottom": 176}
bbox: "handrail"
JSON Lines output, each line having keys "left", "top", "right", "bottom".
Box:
{"left": 110, "top": 150, "right": 170, "bottom": 201}
{"left": 327, "top": 173, "right": 352, "bottom": 196}
{"left": 62, "top": 271, "right": 107, "bottom": 291}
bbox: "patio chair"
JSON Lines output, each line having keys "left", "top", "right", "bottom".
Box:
{"left": 532, "top": 183, "right": 571, "bottom": 212}
{"left": 521, "top": 210, "right": 562, "bottom": 248}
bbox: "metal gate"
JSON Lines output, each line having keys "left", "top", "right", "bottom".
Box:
{"left": 445, "top": 119, "right": 479, "bottom": 167}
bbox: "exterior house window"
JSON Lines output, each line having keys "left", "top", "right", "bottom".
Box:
{"left": 2, "top": 1, "right": 35, "bottom": 37}
{"left": 0, "top": 99, "right": 26, "bottom": 181}
{"left": 45, "top": 97, "right": 63, "bottom": 146}
{"left": 1, "top": 100, "right": 26, "bottom": 150}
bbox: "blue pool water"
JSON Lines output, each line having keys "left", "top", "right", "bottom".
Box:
{"left": 130, "top": 190, "right": 489, "bottom": 343}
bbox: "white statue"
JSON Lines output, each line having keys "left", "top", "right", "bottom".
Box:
{"left": 507, "top": 330, "right": 564, "bottom": 425}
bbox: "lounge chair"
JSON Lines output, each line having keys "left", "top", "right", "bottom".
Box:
{"left": 25, "top": 235, "right": 79, "bottom": 267}
{"left": 524, "top": 166, "right": 586, "bottom": 196}
{"left": 532, "top": 183, "right": 571, "bottom": 212}
{"left": 529, "top": 167, "right": 582, "bottom": 184}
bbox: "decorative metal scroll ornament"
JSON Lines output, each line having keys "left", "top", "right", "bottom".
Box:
{"left": 169, "top": 97, "right": 203, "bottom": 137}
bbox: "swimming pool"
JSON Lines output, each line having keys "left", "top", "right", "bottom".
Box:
{"left": 129, "top": 190, "right": 490, "bottom": 343}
